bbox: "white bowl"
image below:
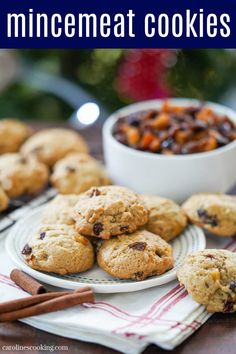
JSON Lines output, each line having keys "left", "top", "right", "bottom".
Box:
{"left": 103, "top": 98, "right": 236, "bottom": 202}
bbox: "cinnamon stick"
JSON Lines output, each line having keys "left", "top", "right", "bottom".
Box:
{"left": 0, "top": 289, "right": 94, "bottom": 322}
{"left": 10, "top": 269, "right": 47, "bottom": 295}
{"left": 0, "top": 286, "right": 91, "bottom": 314}
{"left": 0, "top": 291, "right": 70, "bottom": 313}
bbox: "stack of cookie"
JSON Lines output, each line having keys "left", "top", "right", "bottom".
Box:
{"left": 22, "top": 185, "right": 190, "bottom": 281}
{"left": 0, "top": 119, "right": 111, "bottom": 212}
{"left": 19, "top": 188, "right": 236, "bottom": 313}
{"left": 0, "top": 118, "right": 33, "bottom": 211}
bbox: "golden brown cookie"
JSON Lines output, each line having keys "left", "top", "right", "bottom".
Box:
{"left": 97, "top": 230, "right": 174, "bottom": 281}
{"left": 51, "top": 153, "right": 111, "bottom": 194}
{"left": 73, "top": 186, "right": 149, "bottom": 239}
{"left": 182, "top": 193, "right": 236, "bottom": 237}
{"left": 22, "top": 224, "right": 95, "bottom": 275}
{"left": 0, "top": 119, "right": 31, "bottom": 154}
{"left": 142, "top": 195, "right": 187, "bottom": 241}
{"left": 21, "top": 128, "right": 89, "bottom": 167}
{"left": 0, "top": 186, "right": 9, "bottom": 212}
{"left": 42, "top": 194, "right": 79, "bottom": 225}
{"left": 177, "top": 249, "right": 236, "bottom": 313}
{"left": 0, "top": 153, "right": 49, "bottom": 198}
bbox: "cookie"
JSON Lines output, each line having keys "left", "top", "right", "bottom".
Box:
{"left": 73, "top": 186, "right": 149, "bottom": 239}
{"left": 177, "top": 249, "right": 236, "bottom": 313}
{"left": 0, "top": 153, "right": 49, "bottom": 198}
{"left": 21, "top": 128, "right": 89, "bottom": 167}
{"left": 22, "top": 224, "right": 95, "bottom": 275}
{"left": 42, "top": 194, "right": 79, "bottom": 225}
{"left": 51, "top": 152, "right": 111, "bottom": 194}
{"left": 182, "top": 193, "right": 236, "bottom": 237}
{"left": 97, "top": 230, "right": 174, "bottom": 280}
{"left": 0, "top": 119, "right": 31, "bottom": 154}
{"left": 142, "top": 195, "right": 187, "bottom": 241}
{"left": 0, "top": 187, "right": 9, "bottom": 212}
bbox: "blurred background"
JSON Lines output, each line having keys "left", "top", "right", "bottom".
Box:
{"left": 0, "top": 49, "right": 236, "bottom": 124}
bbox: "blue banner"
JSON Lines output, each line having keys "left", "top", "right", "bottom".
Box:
{"left": 0, "top": 0, "right": 235, "bottom": 48}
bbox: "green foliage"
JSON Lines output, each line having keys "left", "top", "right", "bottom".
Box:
{"left": 169, "top": 49, "right": 236, "bottom": 100}
{"left": 0, "top": 82, "right": 72, "bottom": 121}
{"left": 24, "top": 49, "right": 124, "bottom": 113}
{"left": 0, "top": 49, "right": 236, "bottom": 121}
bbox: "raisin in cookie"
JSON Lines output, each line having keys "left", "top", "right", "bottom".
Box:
{"left": 177, "top": 249, "right": 236, "bottom": 313}
{"left": 42, "top": 194, "right": 80, "bottom": 225}
{"left": 22, "top": 224, "right": 94, "bottom": 275}
{"left": 51, "top": 152, "right": 111, "bottom": 194}
{"left": 0, "top": 119, "right": 32, "bottom": 154}
{"left": 142, "top": 195, "right": 187, "bottom": 241}
{"left": 21, "top": 128, "right": 89, "bottom": 167}
{"left": 73, "top": 186, "right": 149, "bottom": 239}
{"left": 0, "top": 153, "right": 49, "bottom": 198}
{"left": 97, "top": 230, "right": 174, "bottom": 280}
{"left": 182, "top": 193, "right": 236, "bottom": 237}
{"left": 0, "top": 187, "right": 8, "bottom": 212}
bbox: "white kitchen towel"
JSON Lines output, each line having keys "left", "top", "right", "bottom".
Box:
{"left": 0, "top": 192, "right": 235, "bottom": 354}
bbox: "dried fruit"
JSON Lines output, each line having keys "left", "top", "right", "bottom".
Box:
{"left": 113, "top": 103, "right": 236, "bottom": 155}
{"left": 150, "top": 113, "right": 170, "bottom": 129}
{"left": 149, "top": 138, "right": 161, "bottom": 152}
{"left": 128, "top": 242, "right": 147, "bottom": 251}
{"left": 211, "top": 271, "right": 220, "bottom": 281}
{"left": 197, "top": 208, "right": 218, "bottom": 227}
{"left": 120, "top": 225, "right": 129, "bottom": 232}
{"left": 174, "top": 130, "right": 192, "bottom": 144}
{"left": 205, "top": 254, "right": 215, "bottom": 259}
{"left": 224, "top": 300, "right": 235, "bottom": 313}
{"left": 139, "top": 131, "right": 155, "bottom": 150}
{"left": 39, "top": 232, "right": 46, "bottom": 240}
{"left": 93, "top": 222, "right": 104, "bottom": 236}
{"left": 229, "top": 281, "right": 236, "bottom": 292}
{"left": 66, "top": 166, "right": 76, "bottom": 173}
{"left": 126, "top": 127, "right": 140, "bottom": 145}
{"left": 22, "top": 244, "right": 32, "bottom": 255}
{"left": 203, "top": 136, "right": 217, "bottom": 151}
{"left": 90, "top": 188, "right": 101, "bottom": 197}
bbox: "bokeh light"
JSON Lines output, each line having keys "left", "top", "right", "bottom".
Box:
{"left": 76, "top": 102, "right": 100, "bottom": 125}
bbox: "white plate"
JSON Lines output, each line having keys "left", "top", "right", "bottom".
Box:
{"left": 5, "top": 207, "right": 206, "bottom": 293}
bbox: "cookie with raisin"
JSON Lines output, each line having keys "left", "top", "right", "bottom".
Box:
{"left": 21, "top": 128, "right": 89, "bottom": 167}
{"left": 142, "top": 195, "right": 187, "bottom": 241}
{"left": 73, "top": 186, "right": 149, "bottom": 239}
{"left": 97, "top": 230, "right": 173, "bottom": 281}
{"left": 51, "top": 152, "right": 111, "bottom": 194}
{"left": 0, "top": 153, "right": 49, "bottom": 198}
{"left": 177, "top": 249, "right": 236, "bottom": 313}
{"left": 182, "top": 193, "right": 236, "bottom": 237}
{"left": 22, "top": 224, "right": 94, "bottom": 275}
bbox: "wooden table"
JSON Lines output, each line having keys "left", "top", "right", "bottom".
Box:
{"left": 0, "top": 123, "right": 236, "bottom": 354}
